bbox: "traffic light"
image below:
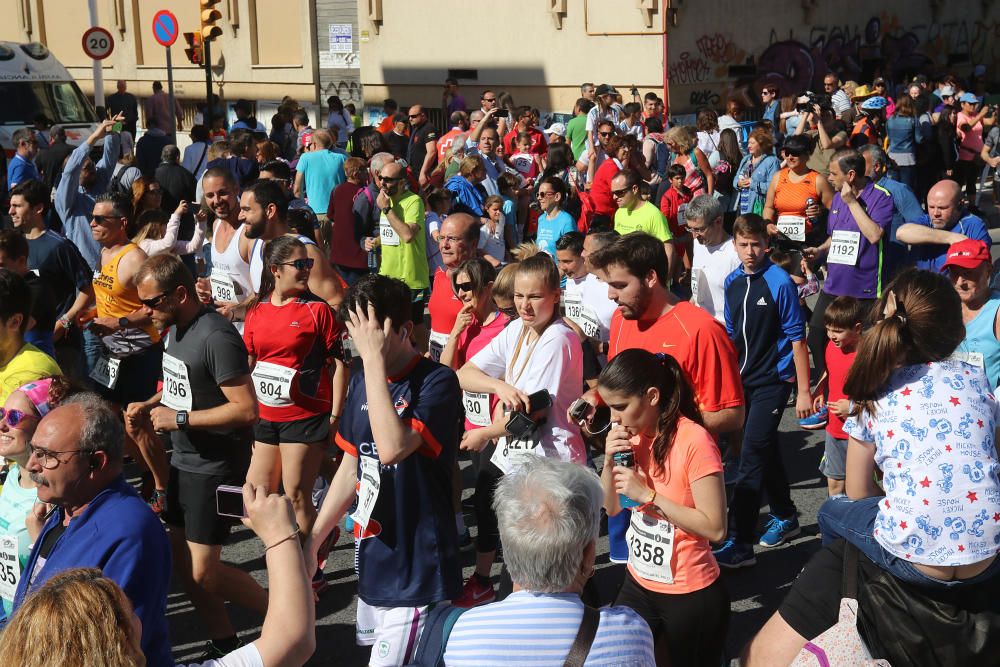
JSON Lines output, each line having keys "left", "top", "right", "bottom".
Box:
{"left": 183, "top": 32, "right": 203, "bottom": 65}
{"left": 200, "top": 0, "right": 223, "bottom": 41}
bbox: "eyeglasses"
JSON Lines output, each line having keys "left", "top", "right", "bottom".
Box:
{"left": 380, "top": 176, "right": 402, "bottom": 183}
{"left": 139, "top": 291, "right": 172, "bottom": 309}
{"left": 0, "top": 407, "right": 36, "bottom": 429}
{"left": 455, "top": 281, "right": 474, "bottom": 292}
{"left": 408, "top": 114, "right": 422, "bottom": 119}
{"left": 277, "top": 258, "right": 315, "bottom": 270}
{"left": 611, "top": 187, "right": 632, "bottom": 198}
{"left": 439, "top": 234, "right": 465, "bottom": 244}
{"left": 687, "top": 225, "right": 709, "bottom": 236}
{"left": 499, "top": 305, "right": 518, "bottom": 318}
{"left": 536, "top": 191, "right": 556, "bottom": 199}
{"left": 598, "top": 131, "right": 614, "bottom": 137}
{"left": 91, "top": 214, "right": 120, "bottom": 225}
{"left": 782, "top": 151, "right": 804, "bottom": 159}
{"left": 482, "top": 97, "right": 496, "bottom": 102}
{"left": 28, "top": 444, "right": 87, "bottom": 470}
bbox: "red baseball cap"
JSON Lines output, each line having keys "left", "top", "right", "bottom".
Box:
{"left": 942, "top": 239, "right": 991, "bottom": 270}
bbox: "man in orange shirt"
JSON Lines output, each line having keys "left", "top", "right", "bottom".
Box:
{"left": 375, "top": 98, "right": 401, "bottom": 135}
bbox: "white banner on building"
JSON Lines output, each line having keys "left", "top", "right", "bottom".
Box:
{"left": 329, "top": 24, "right": 352, "bottom": 53}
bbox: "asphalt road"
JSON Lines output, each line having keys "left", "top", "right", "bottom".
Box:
{"left": 165, "top": 407, "right": 828, "bottom": 666}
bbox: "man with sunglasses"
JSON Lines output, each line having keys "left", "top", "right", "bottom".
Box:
{"left": 0, "top": 270, "right": 61, "bottom": 404}
{"left": 610, "top": 170, "right": 676, "bottom": 273}
{"left": 12, "top": 394, "right": 172, "bottom": 666}
{"left": 478, "top": 90, "right": 508, "bottom": 135}
{"left": 128, "top": 254, "right": 264, "bottom": 660}
{"left": 406, "top": 105, "right": 438, "bottom": 189}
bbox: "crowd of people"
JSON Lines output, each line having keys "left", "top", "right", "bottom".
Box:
{"left": 0, "top": 68, "right": 999, "bottom": 666}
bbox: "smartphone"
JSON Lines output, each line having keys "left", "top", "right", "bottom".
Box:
{"left": 526, "top": 389, "right": 552, "bottom": 413}
{"left": 216, "top": 485, "right": 247, "bottom": 518}
{"left": 569, "top": 398, "right": 591, "bottom": 422}
{"left": 494, "top": 109, "right": 509, "bottom": 118}
{"left": 506, "top": 411, "right": 537, "bottom": 439}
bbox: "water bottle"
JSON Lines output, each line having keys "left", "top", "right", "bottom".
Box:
{"left": 613, "top": 450, "right": 641, "bottom": 509}
{"left": 805, "top": 197, "right": 816, "bottom": 227}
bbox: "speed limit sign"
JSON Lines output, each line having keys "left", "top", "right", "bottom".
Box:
{"left": 82, "top": 27, "right": 114, "bottom": 60}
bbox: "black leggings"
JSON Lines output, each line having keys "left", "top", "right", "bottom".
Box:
{"left": 615, "top": 573, "right": 730, "bottom": 667}
{"left": 473, "top": 454, "right": 503, "bottom": 553}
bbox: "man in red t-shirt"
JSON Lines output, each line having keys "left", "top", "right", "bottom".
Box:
{"left": 426, "top": 212, "right": 479, "bottom": 361}
{"left": 577, "top": 232, "right": 745, "bottom": 434}
{"left": 437, "top": 111, "right": 470, "bottom": 163}
{"left": 502, "top": 105, "right": 547, "bottom": 157}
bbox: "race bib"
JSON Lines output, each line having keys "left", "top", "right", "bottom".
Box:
{"left": 428, "top": 330, "right": 449, "bottom": 362}
{"left": 89, "top": 355, "right": 121, "bottom": 389}
{"left": 776, "top": 215, "right": 806, "bottom": 242}
{"left": 626, "top": 510, "right": 675, "bottom": 584}
{"left": 463, "top": 391, "right": 492, "bottom": 427}
{"left": 490, "top": 432, "right": 541, "bottom": 474}
{"left": 690, "top": 268, "right": 702, "bottom": 306}
{"left": 379, "top": 214, "right": 400, "bottom": 246}
{"left": 352, "top": 456, "right": 381, "bottom": 530}
{"left": 563, "top": 291, "right": 584, "bottom": 321}
{"left": 0, "top": 535, "right": 20, "bottom": 602}
{"left": 210, "top": 272, "right": 238, "bottom": 303}
{"left": 677, "top": 203, "right": 688, "bottom": 229}
{"left": 828, "top": 230, "right": 861, "bottom": 266}
{"left": 953, "top": 350, "right": 986, "bottom": 370}
{"left": 579, "top": 308, "right": 601, "bottom": 340}
{"left": 251, "top": 361, "right": 297, "bottom": 408}
{"left": 161, "top": 354, "right": 193, "bottom": 411}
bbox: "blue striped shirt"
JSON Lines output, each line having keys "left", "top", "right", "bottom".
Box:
{"left": 443, "top": 591, "right": 655, "bottom": 666}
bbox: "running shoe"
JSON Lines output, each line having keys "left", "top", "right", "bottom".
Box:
{"left": 452, "top": 575, "right": 496, "bottom": 608}
{"left": 799, "top": 406, "right": 828, "bottom": 430}
{"left": 712, "top": 539, "right": 757, "bottom": 569}
{"left": 758, "top": 514, "right": 801, "bottom": 547}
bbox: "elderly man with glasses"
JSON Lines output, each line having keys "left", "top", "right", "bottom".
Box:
{"left": 10, "top": 393, "right": 172, "bottom": 666}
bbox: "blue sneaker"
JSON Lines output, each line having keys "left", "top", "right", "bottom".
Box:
{"left": 799, "top": 406, "right": 828, "bottom": 430}
{"left": 712, "top": 539, "right": 756, "bottom": 569}
{"left": 758, "top": 514, "right": 801, "bottom": 547}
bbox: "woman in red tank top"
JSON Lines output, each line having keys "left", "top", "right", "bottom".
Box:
{"left": 762, "top": 134, "right": 834, "bottom": 246}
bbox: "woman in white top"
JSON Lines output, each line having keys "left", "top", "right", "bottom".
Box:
{"left": 458, "top": 254, "right": 585, "bottom": 473}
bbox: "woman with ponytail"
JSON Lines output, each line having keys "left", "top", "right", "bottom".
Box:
{"left": 243, "top": 235, "right": 346, "bottom": 545}
{"left": 819, "top": 268, "right": 1000, "bottom": 588}
{"left": 598, "top": 348, "right": 729, "bottom": 667}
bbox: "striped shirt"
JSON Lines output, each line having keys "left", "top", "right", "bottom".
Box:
{"left": 443, "top": 591, "right": 655, "bottom": 666}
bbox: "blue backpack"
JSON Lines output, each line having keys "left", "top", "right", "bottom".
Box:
{"left": 404, "top": 603, "right": 468, "bottom": 667}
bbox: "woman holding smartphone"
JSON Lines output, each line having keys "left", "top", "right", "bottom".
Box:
{"left": 599, "top": 349, "right": 729, "bottom": 667}
{"left": 455, "top": 254, "right": 584, "bottom": 606}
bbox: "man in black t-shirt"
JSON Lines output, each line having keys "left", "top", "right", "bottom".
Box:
{"left": 127, "top": 254, "right": 265, "bottom": 661}
{"left": 0, "top": 230, "right": 56, "bottom": 356}
{"left": 406, "top": 105, "right": 439, "bottom": 189}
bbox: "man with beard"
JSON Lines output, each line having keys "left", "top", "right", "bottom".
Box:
{"left": 194, "top": 167, "right": 254, "bottom": 324}
{"left": 13, "top": 394, "right": 172, "bottom": 666}
{"left": 55, "top": 115, "right": 123, "bottom": 269}
{"left": 128, "top": 253, "right": 264, "bottom": 660}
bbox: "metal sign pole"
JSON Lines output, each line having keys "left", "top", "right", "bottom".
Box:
{"left": 166, "top": 46, "right": 176, "bottom": 142}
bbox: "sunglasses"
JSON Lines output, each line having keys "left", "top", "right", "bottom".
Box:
{"left": 91, "top": 214, "right": 121, "bottom": 224}
{"left": 611, "top": 187, "right": 632, "bottom": 198}
{"left": 482, "top": 97, "right": 496, "bottom": 102}
{"left": 599, "top": 131, "right": 614, "bottom": 137}
{"left": 0, "top": 407, "right": 36, "bottom": 429}
{"left": 278, "top": 258, "right": 315, "bottom": 270}
{"left": 536, "top": 191, "right": 556, "bottom": 199}
{"left": 408, "top": 114, "right": 422, "bottom": 119}
{"left": 139, "top": 291, "right": 172, "bottom": 309}
{"left": 455, "top": 282, "right": 474, "bottom": 292}
{"left": 499, "top": 305, "right": 518, "bottom": 318}
{"left": 380, "top": 176, "right": 402, "bottom": 183}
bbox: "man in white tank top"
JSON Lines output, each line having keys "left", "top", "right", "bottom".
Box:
{"left": 195, "top": 168, "right": 255, "bottom": 322}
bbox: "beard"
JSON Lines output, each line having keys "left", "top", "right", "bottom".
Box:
{"left": 619, "top": 283, "right": 653, "bottom": 321}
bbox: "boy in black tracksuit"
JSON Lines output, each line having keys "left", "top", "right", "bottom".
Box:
{"left": 715, "top": 214, "right": 812, "bottom": 568}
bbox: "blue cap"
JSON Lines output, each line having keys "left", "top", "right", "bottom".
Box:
{"left": 958, "top": 92, "right": 981, "bottom": 104}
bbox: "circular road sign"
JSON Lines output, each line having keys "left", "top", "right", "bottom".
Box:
{"left": 82, "top": 27, "right": 114, "bottom": 60}
{"left": 152, "top": 10, "right": 180, "bottom": 48}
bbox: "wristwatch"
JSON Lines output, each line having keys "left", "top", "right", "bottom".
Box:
{"left": 381, "top": 206, "right": 392, "bottom": 215}
{"left": 118, "top": 316, "right": 130, "bottom": 330}
{"left": 176, "top": 410, "right": 189, "bottom": 431}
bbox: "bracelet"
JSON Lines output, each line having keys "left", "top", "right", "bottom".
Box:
{"left": 58, "top": 316, "right": 73, "bottom": 329}
{"left": 330, "top": 413, "right": 341, "bottom": 421}
{"left": 265, "top": 528, "right": 300, "bottom": 553}
{"left": 637, "top": 488, "right": 657, "bottom": 511}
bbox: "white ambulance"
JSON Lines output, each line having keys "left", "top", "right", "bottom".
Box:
{"left": 0, "top": 41, "right": 100, "bottom": 155}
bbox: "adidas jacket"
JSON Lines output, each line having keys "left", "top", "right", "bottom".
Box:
{"left": 723, "top": 259, "right": 805, "bottom": 388}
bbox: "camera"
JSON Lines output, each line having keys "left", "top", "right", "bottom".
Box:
{"left": 795, "top": 91, "right": 832, "bottom": 114}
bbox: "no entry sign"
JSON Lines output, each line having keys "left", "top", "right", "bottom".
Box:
{"left": 82, "top": 27, "right": 114, "bottom": 60}
{"left": 152, "top": 10, "right": 179, "bottom": 48}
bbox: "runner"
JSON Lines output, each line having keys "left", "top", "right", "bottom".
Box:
{"left": 307, "top": 274, "right": 463, "bottom": 666}
{"left": 243, "top": 235, "right": 344, "bottom": 539}
{"left": 686, "top": 195, "right": 740, "bottom": 322}
{"left": 557, "top": 231, "right": 616, "bottom": 385}
{"left": 600, "top": 349, "right": 729, "bottom": 667}
{"left": 130, "top": 253, "right": 266, "bottom": 660}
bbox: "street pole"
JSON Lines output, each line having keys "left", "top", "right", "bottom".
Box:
{"left": 203, "top": 38, "right": 213, "bottom": 131}
{"left": 166, "top": 46, "right": 176, "bottom": 142}
{"left": 87, "top": 0, "right": 105, "bottom": 107}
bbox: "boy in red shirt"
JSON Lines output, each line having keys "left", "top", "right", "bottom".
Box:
{"left": 659, "top": 164, "right": 692, "bottom": 287}
{"left": 806, "top": 296, "right": 866, "bottom": 496}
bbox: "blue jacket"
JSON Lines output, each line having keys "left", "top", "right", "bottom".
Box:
{"left": 445, "top": 174, "right": 485, "bottom": 217}
{"left": 736, "top": 154, "right": 780, "bottom": 214}
{"left": 12, "top": 476, "right": 172, "bottom": 667}
{"left": 886, "top": 115, "right": 924, "bottom": 157}
{"left": 54, "top": 133, "right": 120, "bottom": 270}
{"left": 724, "top": 259, "right": 805, "bottom": 388}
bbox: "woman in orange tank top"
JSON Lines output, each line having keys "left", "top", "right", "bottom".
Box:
{"left": 762, "top": 134, "right": 834, "bottom": 245}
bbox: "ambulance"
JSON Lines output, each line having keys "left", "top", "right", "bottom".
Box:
{"left": 0, "top": 41, "right": 100, "bottom": 155}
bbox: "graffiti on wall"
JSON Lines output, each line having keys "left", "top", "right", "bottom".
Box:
{"left": 672, "top": 12, "right": 1000, "bottom": 110}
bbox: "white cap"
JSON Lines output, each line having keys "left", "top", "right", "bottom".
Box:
{"left": 941, "top": 85, "right": 955, "bottom": 97}
{"left": 544, "top": 122, "right": 567, "bottom": 137}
